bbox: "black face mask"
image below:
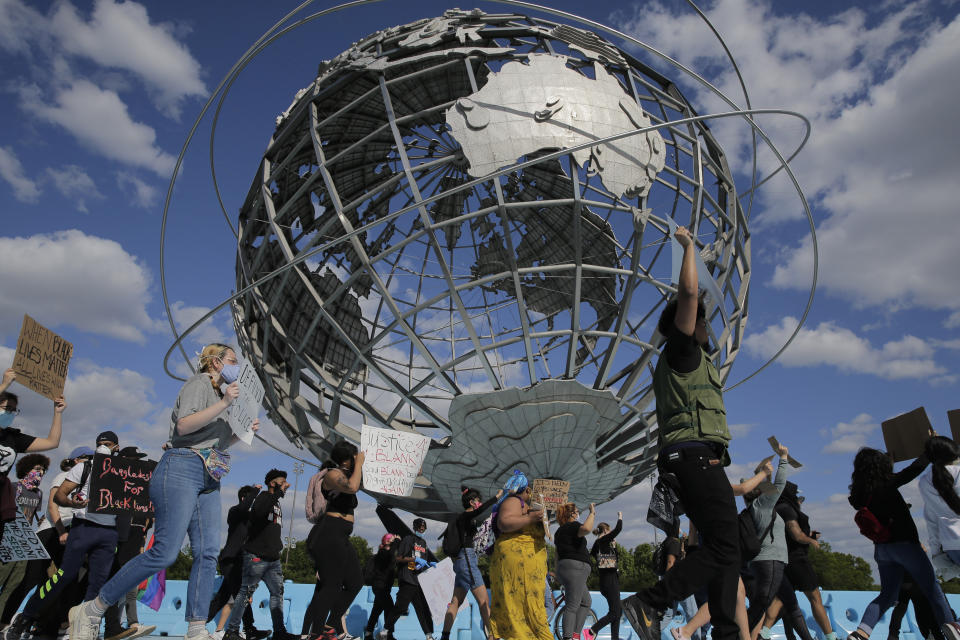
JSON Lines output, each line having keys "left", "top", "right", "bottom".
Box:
{"left": 272, "top": 483, "right": 286, "bottom": 498}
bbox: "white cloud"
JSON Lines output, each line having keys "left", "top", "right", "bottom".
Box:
{"left": 745, "top": 316, "right": 947, "bottom": 380}
{"left": 116, "top": 172, "right": 158, "bottom": 208}
{"left": 820, "top": 413, "right": 879, "bottom": 454}
{"left": 18, "top": 80, "right": 176, "bottom": 176}
{"left": 0, "top": 230, "right": 160, "bottom": 343}
{"left": 0, "top": 0, "right": 45, "bottom": 55}
{"left": 0, "top": 146, "right": 40, "bottom": 202}
{"left": 168, "top": 300, "right": 235, "bottom": 348}
{"left": 945, "top": 312, "right": 960, "bottom": 329}
{"left": 48, "top": 0, "right": 206, "bottom": 118}
{"left": 44, "top": 164, "right": 103, "bottom": 212}
{"left": 620, "top": 1, "right": 960, "bottom": 311}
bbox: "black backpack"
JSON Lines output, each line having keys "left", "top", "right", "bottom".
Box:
{"left": 739, "top": 507, "right": 777, "bottom": 563}
{"left": 441, "top": 514, "right": 462, "bottom": 558}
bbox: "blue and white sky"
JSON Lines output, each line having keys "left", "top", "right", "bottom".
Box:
{"left": 1, "top": 0, "right": 958, "bottom": 563}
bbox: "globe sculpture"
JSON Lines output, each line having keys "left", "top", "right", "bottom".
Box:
{"left": 232, "top": 8, "right": 750, "bottom": 520}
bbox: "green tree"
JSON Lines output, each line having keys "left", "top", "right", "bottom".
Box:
{"left": 808, "top": 541, "right": 877, "bottom": 590}
{"left": 166, "top": 547, "right": 194, "bottom": 581}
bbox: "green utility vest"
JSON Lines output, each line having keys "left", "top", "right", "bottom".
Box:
{"left": 653, "top": 348, "right": 731, "bottom": 462}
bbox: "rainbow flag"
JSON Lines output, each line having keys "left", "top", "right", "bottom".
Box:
{"left": 136, "top": 535, "right": 165, "bottom": 611}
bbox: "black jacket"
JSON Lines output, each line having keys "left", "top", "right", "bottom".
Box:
{"left": 243, "top": 491, "right": 284, "bottom": 561}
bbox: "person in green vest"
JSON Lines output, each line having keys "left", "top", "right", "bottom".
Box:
{"left": 622, "top": 225, "right": 740, "bottom": 640}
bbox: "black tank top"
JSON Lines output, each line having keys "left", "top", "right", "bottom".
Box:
{"left": 322, "top": 486, "right": 358, "bottom": 516}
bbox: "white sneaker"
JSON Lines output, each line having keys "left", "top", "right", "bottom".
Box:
{"left": 425, "top": 635, "right": 436, "bottom": 640}
{"left": 67, "top": 605, "right": 102, "bottom": 640}
{"left": 211, "top": 632, "right": 225, "bottom": 640}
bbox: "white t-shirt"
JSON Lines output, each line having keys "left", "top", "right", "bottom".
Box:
{"left": 64, "top": 460, "right": 115, "bottom": 527}
{"left": 36, "top": 469, "right": 75, "bottom": 533}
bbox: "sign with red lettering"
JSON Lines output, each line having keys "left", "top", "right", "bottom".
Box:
{"left": 88, "top": 453, "right": 157, "bottom": 516}
{"left": 360, "top": 424, "right": 430, "bottom": 497}
{"left": 12, "top": 314, "right": 73, "bottom": 401}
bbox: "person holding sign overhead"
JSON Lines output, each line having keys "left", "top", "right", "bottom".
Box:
{"left": 66, "top": 343, "right": 259, "bottom": 640}
{"left": 301, "top": 440, "right": 364, "bottom": 639}
{"left": 488, "top": 470, "right": 552, "bottom": 640}
{"left": 620, "top": 226, "right": 740, "bottom": 640}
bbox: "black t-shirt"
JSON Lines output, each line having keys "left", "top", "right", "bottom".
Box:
{"left": 663, "top": 326, "right": 704, "bottom": 374}
{"left": 849, "top": 455, "right": 928, "bottom": 544}
{"left": 456, "top": 494, "right": 499, "bottom": 548}
{"left": 555, "top": 521, "right": 590, "bottom": 563}
{"left": 0, "top": 428, "right": 36, "bottom": 477}
{"left": 397, "top": 534, "right": 427, "bottom": 585}
{"left": 590, "top": 519, "right": 623, "bottom": 570}
{"left": 776, "top": 503, "right": 809, "bottom": 559}
{"left": 243, "top": 491, "right": 283, "bottom": 561}
{"left": 664, "top": 536, "right": 683, "bottom": 562}
{"left": 371, "top": 546, "right": 397, "bottom": 589}
{"left": 221, "top": 492, "right": 256, "bottom": 560}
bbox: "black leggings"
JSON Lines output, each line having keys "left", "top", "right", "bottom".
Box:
{"left": 592, "top": 569, "right": 621, "bottom": 640}
{"left": 747, "top": 560, "right": 784, "bottom": 630}
{"left": 365, "top": 587, "right": 394, "bottom": 633}
{"left": 301, "top": 516, "right": 362, "bottom": 635}
{"left": 386, "top": 582, "right": 433, "bottom": 634}
{"left": 775, "top": 575, "right": 815, "bottom": 640}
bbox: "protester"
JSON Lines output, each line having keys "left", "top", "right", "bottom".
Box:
{"left": 301, "top": 441, "right": 364, "bottom": 638}
{"left": 6, "top": 432, "right": 121, "bottom": 640}
{"left": 440, "top": 486, "right": 503, "bottom": 640}
{"left": 886, "top": 572, "right": 943, "bottom": 640}
{"left": 488, "top": 470, "right": 551, "bottom": 640}
{"left": 919, "top": 436, "right": 960, "bottom": 568}
{"left": 554, "top": 502, "right": 596, "bottom": 640}
{"left": 222, "top": 470, "right": 298, "bottom": 640}
{"left": 66, "top": 343, "right": 259, "bottom": 640}
{"left": 103, "top": 447, "right": 158, "bottom": 640}
{"left": 0, "top": 373, "right": 66, "bottom": 542}
{"left": 589, "top": 512, "right": 624, "bottom": 640}
{"left": 621, "top": 226, "right": 739, "bottom": 640}
{"left": 1, "top": 448, "right": 89, "bottom": 630}
{"left": 0, "top": 454, "right": 49, "bottom": 620}
{"left": 365, "top": 534, "right": 399, "bottom": 640}
{"left": 847, "top": 447, "right": 960, "bottom": 640}
{"left": 765, "top": 481, "right": 839, "bottom": 640}
{"left": 384, "top": 518, "right": 435, "bottom": 640}
{"left": 744, "top": 443, "right": 798, "bottom": 640}
{"left": 208, "top": 485, "right": 269, "bottom": 640}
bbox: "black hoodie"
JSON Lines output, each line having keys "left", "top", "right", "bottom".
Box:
{"left": 243, "top": 490, "right": 283, "bottom": 561}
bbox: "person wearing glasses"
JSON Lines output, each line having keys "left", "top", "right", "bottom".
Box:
{"left": 66, "top": 344, "right": 259, "bottom": 640}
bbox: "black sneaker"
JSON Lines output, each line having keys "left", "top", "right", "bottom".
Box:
{"left": 271, "top": 632, "right": 303, "bottom": 640}
{"left": 224, "top": 631, "right": 244, "bottom": 640}
{"left": 622, "top": 594, "right": 660, "bottom": 640}
{"left": 4, "top": 615, "right": 33, "bottom": 640}
{"left": 244, "top": 630, "right": 271, "bottom": 640}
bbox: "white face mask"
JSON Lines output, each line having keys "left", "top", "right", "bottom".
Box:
{"left": 96, "top": 444, "right": 112, "bottom": 455}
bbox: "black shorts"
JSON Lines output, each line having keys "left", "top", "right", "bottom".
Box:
{"left": 785, "top": 556, "right": 819, "bottom": 592}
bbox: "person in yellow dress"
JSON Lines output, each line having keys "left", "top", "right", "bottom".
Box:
{"left": 489, "top": 470, "right": 552, "bottom": 640}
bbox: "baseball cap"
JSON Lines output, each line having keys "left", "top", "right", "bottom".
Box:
{"left": 96, "top": 430, "right": 119, "bottom": 445}
{"left": 118, "top": 446, "right": 147, "bottom": 459}
{"left": 68, "top": 446, "right": 95, "bottom": 459}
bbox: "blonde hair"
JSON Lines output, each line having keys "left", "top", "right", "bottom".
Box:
{"left": 556, "top": 502, "right": 578, "bottom": 525}
{"left": 197, "top": 343, "right": 232, "bottom": 374}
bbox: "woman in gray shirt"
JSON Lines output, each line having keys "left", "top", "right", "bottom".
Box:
{"left": 68, "top": 343, "right": 258, "bottom": 640}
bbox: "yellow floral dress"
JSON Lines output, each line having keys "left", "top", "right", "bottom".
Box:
{"left": 489, "top": 521, "right": 553, "bottom": 640}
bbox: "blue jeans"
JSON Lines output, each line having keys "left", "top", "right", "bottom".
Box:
{"left": 225, "top": 552, "right": 286, "bottom": 633}
{"left": 98, "top": 449, "right": 221, "bottom": 621}
{"left": 859, "top": 541, "right": 954, "bottom": 632}
{"left": 453, "top": 548, "right": 484, "bottom": 591}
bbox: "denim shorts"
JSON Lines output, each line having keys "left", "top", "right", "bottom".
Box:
{"left": 453, "top": 547, "right": 484, "bottom": 591}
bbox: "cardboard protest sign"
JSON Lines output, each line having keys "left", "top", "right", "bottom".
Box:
{"left": 227, "top": 356, "right": 264, "bottom": 446}
{"left": 418, "top": 558, "right": 456, "bottom": 627}
{"left": 767, "top": 436, "right": 803, "bottom": 468}
{"left": 531, "top": 478, "right": 570, "bottom": 512}
{"left": 882, "top": 407, "right": 933, "bottom": 463}
{"left": 360, "top": 424, "right": 430, "bottom": 496}
{"left": 12, "top": 314, "right": 73, "bottom": 401}
{"left": 754, "top": 456, "right": 774, "bottom": 475}
{"left": 88, "top": 453, "right": 157, "bottom": 516}
{"left": 0, "top": 510, "right": 50, "bottom": 562}
{"left": 948, "top": 409, "right": 960, "bottom": 443}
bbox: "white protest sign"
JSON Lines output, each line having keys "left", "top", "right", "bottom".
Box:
{"left": 360, "top": 424, "right": 430, "bottom": 496}
{"left": 0, "top": 510, "right": 50, "bottom": 562}
{"left": 227, "top": 356, "right": 264, "bottom": 446}
{"left": 418, "top": 557, "right": 456, "bottom": 627}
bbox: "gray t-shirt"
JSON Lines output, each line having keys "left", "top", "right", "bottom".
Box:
{"left": 169, "top": 373, "right": 234, "bottom": 450}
